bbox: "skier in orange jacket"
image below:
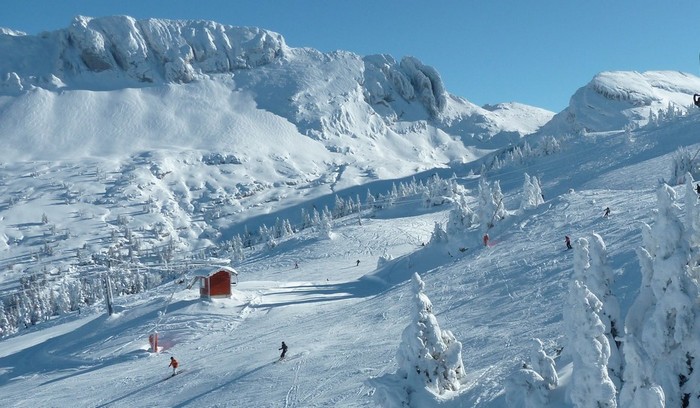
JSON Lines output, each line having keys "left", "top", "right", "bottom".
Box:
{"left": 169, "top": 356, "right": 179, "bottom": 375}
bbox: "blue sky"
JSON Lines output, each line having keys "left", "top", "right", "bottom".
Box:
{"left": 2, "top": 1, "right": 700, "bottom": 112}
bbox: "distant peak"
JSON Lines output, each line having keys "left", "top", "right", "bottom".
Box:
{"left": 0, "top": 27, "right": 27, "bottom": 36}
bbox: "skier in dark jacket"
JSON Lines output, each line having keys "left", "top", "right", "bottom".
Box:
{"left": 565, "top": 235, "right": 572, "bottom": 250}
{"left": 603, "top": 207, "right": 611, "bottom": 217}
{"left": 279, "top": 342, "right": 288, "bottom": 359}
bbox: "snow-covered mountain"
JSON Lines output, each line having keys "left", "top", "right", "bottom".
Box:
{"left": 540, "top": 70, "right": 700, "bottom": 135}
{"left": 2, "top": 14, "right": 700, "bottom": 408}
{"left": 0, "top": 15, "right": 556, "bottom": 271}
{"left": 0, "top": 15, "right": 553, "bottom": 162}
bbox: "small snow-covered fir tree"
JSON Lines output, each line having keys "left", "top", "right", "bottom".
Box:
{"left": 565, "top": 280, "right": 617, "bottom": 408}
{"left": 538, "top": 135, "right": 561, "bottom": 156}
{"left": 505, "top": 337, "right": 558, "bottom": 407}
{"left": 318, "top": 211, "right": 333, "bottom": 239}
{"left": 429, "top": 222, "right": 449, "bottom": 245}
{"left": 670, "top": 147, "right": 696, "bottom": 185}
{"left": 300, "top": 208, "right": 312, "bottom": 229}
{"left": 366, "top": 189, "right": 376, "bottom": 210}
{"left": 505, "top": 366, "right": 550, "bottom": 408}
{"left": 477, "top": 178, "right": 507, "bottom": 232}
{"left": 446, "top": 195, "right": 476, "bottom": 237}
{"left": 520, "top": 173, "right": 544, "bottom": 211}
{"left": 529, "top": 338, "right": 558, "bottom": 389}
{"left": 396, "top": 273, "right": 466, "bottom": 396}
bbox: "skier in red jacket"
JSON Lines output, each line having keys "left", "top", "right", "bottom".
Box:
{"left": 169, "top": 356, "right": 179, "bottom": 375}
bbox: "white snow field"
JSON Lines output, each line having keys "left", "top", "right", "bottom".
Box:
{"left": 0, "top": 111, "right": 698, "bottom": 407}
{"left": 2, "top": 15, "right": 700, "bottom": 408}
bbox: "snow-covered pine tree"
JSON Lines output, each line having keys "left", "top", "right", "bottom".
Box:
{"left": 520, "top": 173, "right": 544, "bottom": 211}
{"left": 283, "top": 219, "right": 294, "bottom": 236}
{"left": 0, "top": 300, "right": 10, "bottom": 337}
{"left": 619, "top": 335, "right": 666, "bottom": 408}
{"left": 574, "top": 234, "right": 622, "bottom": 387}
{"left": 243, "top": 225, "right": 253, "bottom": 248}
{"left": 388, "top": 183, "right": 399, "bottom": 207}
{"left": 300, "top": 208, "right": 312, "bottom": 229}
{"left": 565, "top": 280, "right": 617, "bottom": 408}
{"left": 504, "top": 338, "right": 558, "bottom": 408}
{"left": 538, "top": 135, "right": 561, "bottom": 156}
{"left": 685, "top": 174, "right": 700, "bottom": 267}
{"left": 446, "top": 195, "right": 476, "bottom": 237}
{"left": 619, "top": 184, "right": 699, "bottom": 407}
{"left": 318, "top": 211, "right": 333, "bottom": 239}
{"left": 273, "top": 217, "right": 284, "bottom": 239}
{"left": 681, "top": 175, "right": 700, "bottom": 407}
{"left": 505, "top": 366, "right": 550, "bottom": 408}
{"left": 51, "top": 283, "right": 72, "bottom": 315}
{"left": 477, "top": 178, "right": 505, "bottom": 231}
{"left": 670, "top": 147, "right": 694, "bottom": 185}
{"left": 429, "top": 222, "right": 449, "bottom": 245}
{"left": 333, "top": 195, "right": 346, "bottom": 218}
{"left": 529, "top": 338, "right": 558, "bottom": 389}
{"left": 311, "top": 207, "right": 322, "bottom": 227}
{"left": 532, "top": 176, "right": 544, "bottom": 203}
{"left": 231, "top": 234, "right": 245, "bottom": 261}
{"left": 492, "top": 181, "right": 506, "bottom": 220}
{"left": 396, "top": 273, "right": 466, "bottom": 396}
{"left": 365, "top": 189, "right": 376, "bottom": 210}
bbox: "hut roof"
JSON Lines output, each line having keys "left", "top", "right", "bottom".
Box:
{"left": 191, "top": 265, "right": 238, "bottom": 278}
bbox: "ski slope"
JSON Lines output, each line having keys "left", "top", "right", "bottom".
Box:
{"left": 1, "top": 108, "right": 699, "bottom": 406}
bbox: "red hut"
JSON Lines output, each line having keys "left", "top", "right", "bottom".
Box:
{"left": 188, "top": 266, "right": 238, "bottom": 299}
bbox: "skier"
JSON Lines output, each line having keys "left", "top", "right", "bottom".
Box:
{"left": 168, "top": 356, "right": 179, "bottom": 376}
{"left": 694, "top": 94, "right": 700, "bottom": 108}
{"left": 356, "top": 260, "right": 360, "bottom": 267}
{"left": 565, "top": 235, "right": 572, "bottom": 250}
{"left": 483, "top": 233, "right": 490, "bottom": 247}
{"left": 603, "top": 207, "right": 611, "bottom": 217}
{"left": 696, "top": 183, "right": 700, "bottom": 195}
{"left": 279, "top": 341, "right": 288, "bottom": 360}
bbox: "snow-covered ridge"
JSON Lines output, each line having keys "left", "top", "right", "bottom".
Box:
{"left": 540, "top": 70, "right": 700, "bottom": 134}
{"left": 0, "top": 15, "right": 286, "bottom": 90}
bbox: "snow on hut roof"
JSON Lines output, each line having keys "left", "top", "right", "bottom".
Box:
{"left": 191, "top": 265, "right": 239, "bottom": 277}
